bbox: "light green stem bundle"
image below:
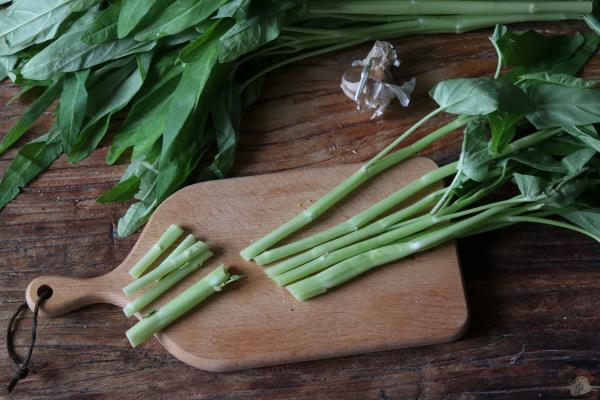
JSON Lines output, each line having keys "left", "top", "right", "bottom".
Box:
{"left": 126, "top": 265, "right": 242, "bottom": 347}
{"left": 124, "top": 241, "right": 212, "bottom": 296}
{"left": 241, "top": 115, "right": 472, "bottom": 261}
{"left": 256, "top": 162, "right": 457, "bottom": 266}
{"left": 123, "top": 251, "right": 212, "bottom": 317}
{"left": 264, "top": 189, "right": 443, "bottom": 278}
{"left": 129, "top": 224, "right": 184, "bottom": 278}
{"left": 309, "top": 1, "right": 593, "bottom": 16}
{"left": 286, "top": 206, "right": 511, "bottom": 300}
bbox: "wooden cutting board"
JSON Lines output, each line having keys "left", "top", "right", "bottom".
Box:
{"left": 25, "top": 156, "right": 468, "bottom": 372}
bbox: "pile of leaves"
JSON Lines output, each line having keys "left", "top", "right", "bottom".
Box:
{"left": 0, "top": 0, "right": 597, "bottom": 236}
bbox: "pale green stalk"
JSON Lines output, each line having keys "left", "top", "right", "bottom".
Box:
{"left": 264, "top": 189, "right": 444, "bottom": 276}
{"left": 308, "top": 1, "right": 592, "bottom": 16}
{"left": 261, "top": 126, "right": 558, "bottom": 267}
{"left": 129, "top": 224, "right": 184, "bottom": 278}
{"left": 241, "top": 116, "right": 471, "bottom": 261}
{"left": 123, "top": 251, "right": 212, "bottom": 318}
{"left": 273, "top": 196, "right": 525, "bottom": 286}
{"left": 126, "top": 265, "right": 242, "bottom": 347}
{"left": 256, "top": 162, "right": 457, "bottom": 266}
{"left": 286, "top": 206, "right": 510, "bottom": 300}
{"left": 124, "top": 241, "right": 211, "bottom": 296}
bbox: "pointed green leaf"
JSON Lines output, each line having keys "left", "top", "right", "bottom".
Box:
{"left": 97, "top": 175, "right": 140, "bottom": 203}
{"left": 0, "top": 126, "right": 62, "bottom": 209}
{"left": 134, "top": 0, "right": 227, "bottom": 41}
{"left": 59, "top": 69, "right": 89, "bottom": 155}
{"left": 0, "top": 78, "right": 62, "bottom": 155}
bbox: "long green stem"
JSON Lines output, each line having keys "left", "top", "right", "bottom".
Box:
{"left": 123, "top": 251, "right": 211, "bottom": 318}
{"left": 308, "top": 1, "right": 592, "bottom": 16}
{"left": 264, "top": 189, "right": 444, "bottom": 277}
{"left": 256, "top": 162, "right": 457, "bottom": 266}
{"left": 261, "top": 125, "right": 559, "bottom": 268}
{"left": 272, "top": 195, "right": 526, "bottom": 286}
{"left": 128, "top": 224, "right": 184, "bottom": 278}
{"left": 286, "top": 205, "right": 510, "bottom": 300}
{"left": 124, "top": 242, "right": 212, "bottom": 296}
{"left": 241, "top": 116, "right": 470, "bottom": 261}
{"left": 125, "top": 265, "right": 241, "bottom": 347}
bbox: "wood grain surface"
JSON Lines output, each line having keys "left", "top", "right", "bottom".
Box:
{"left": 2, "top": 21, "right": 600, "bottom": 399}
{"left": 25, "top": 158, "right": 466, "bottom": 372}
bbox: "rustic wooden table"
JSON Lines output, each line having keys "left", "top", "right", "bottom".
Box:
{"left": 1, "top": 21, "right": 600, "bottom": 399}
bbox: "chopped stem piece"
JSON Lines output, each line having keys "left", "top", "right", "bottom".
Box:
{"left": 124, "top": 241, "right": 211, "bottom": 296}
{"left": 123, "top": 251, "right": 211, "bottom": 318}
{"left": 129, "top": 224, "right": 184, "bottom": 278}
{"left": 126, "top": 265, "right": 242, "bottom": 347}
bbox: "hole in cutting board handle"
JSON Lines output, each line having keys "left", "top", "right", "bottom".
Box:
{"left": 36, "top": 284, "right": 53, "bottom": 300}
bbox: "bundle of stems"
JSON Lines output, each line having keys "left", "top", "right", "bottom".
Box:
{"left": 243, "top": 25, "right": 600, "bottom": 300}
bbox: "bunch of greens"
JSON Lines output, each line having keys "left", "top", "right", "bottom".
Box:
{"left": 0, "top": 0, "right": 595, "bottom": 236}
{"left": 242, "top": 25, "right": 600, "bottom": 301}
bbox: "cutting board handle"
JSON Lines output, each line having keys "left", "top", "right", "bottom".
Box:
{"left": 25, "top": 271, "right": 124, "bottom": 317}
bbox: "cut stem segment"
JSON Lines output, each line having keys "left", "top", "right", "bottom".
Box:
{"left": 126, "top": 265, "right": 242, "bottom": 347}
{"left": 129, "top": 224, "right": 184, "bottom": 278}
{"left": 123, "top": 251, "right": 212, "bottom": 318}
{"left": 124, "top": 241, "right": 212, "bottom": 296}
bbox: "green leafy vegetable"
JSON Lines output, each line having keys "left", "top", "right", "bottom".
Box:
{"left": 430, "top": 77, "right": 530, "bottom": 115}
{"left": 526, "top": 84, "right": 600, "bottom": 128}
{"left": 96, "top": 175, "right": 140, "bottom": 203}
{"left": 59, "top": 70, "right": 90, "bottom": 155}
{"left": 0, "top": 78, "right": 62, "bottom": 155}
{"left": 0, "top": 127, "right": 63, "bottom": 209}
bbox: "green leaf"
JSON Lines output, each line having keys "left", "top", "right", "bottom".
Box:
{"left": 537, "top": 134, "right": 589, "bottom": 156}
{"left": 487, "top": 110, "right": 524, "bottom": 154}
{"left": 504, "top": 149, "right": 566, "bottom": 174}
{"left": 106, "top": 64, "right": 181, "bottom": 164}
{"left": 117, "top": 141, "right": 161, "bottom": 236}
{"left": 561, "top": 148, "right": 597, "bottom": 174}
{"left": 584, "top": 14, "right": 600, "bottom": 36}
{"left": 517, "top": 72, "right": 597, "bottom": 88}
{"left": 214, "top": 0, "right": 251, "bottom": 20}
{"left": 458, "top": 119, "right": 489, "bottom": 182}
{"left": 563, "top": 125, "right": 600, "bottom": 152}
{"left": 201, "top": 93, "right": 239, "bottom": 180}
{"left": 219, "top": 15, "right": 282, "bottom": 63}
{"left": 20, "top": 9, "right": 156, "bottom": 80}
{"left": 513, "top": 173, "right": 546, "bottom": 199}
{"left": 68, "top": 53, "right": 152, "bottom": 162}
{"left": 134, "top": 0, "right": 227, "bottom": 41}
{"left": 82, "top": 0, "right": 121, "bottom": 44}
{"left": 491, "top": 27, "right": 584, "bottom": 68}
{"left": 0, "top": 126, "right": 62, "bottom": 209}
{"left": 504, "top": 32, "right": 600, "bottom": 82}
{"left": 526, "top": 84, "right": 600, "bottom": 129}
{"left": 97, "top": 175, "right": 140, "bottom": 203}
{"left": 0, "top": 78, "right": 62, "bottom": 155}
{"left": 561, "top": 209, "right": 600, "bottom": 237}
{"left": 0, "top": 54, "right": 17, "bottom": 81}
{"left": 429, "top": 77, "right": 530, "bottom": 116}
{"left": 118, "top": 0, "right": 157, "bottom": 38}
{"left": 0, "top": 0, "right": 88, "bottom": 55}
{"left": 156, "top": 25, "right": 227, "bottom": 200}
{"left": 59, "top": 69, "right": 89, "bottom": 155}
